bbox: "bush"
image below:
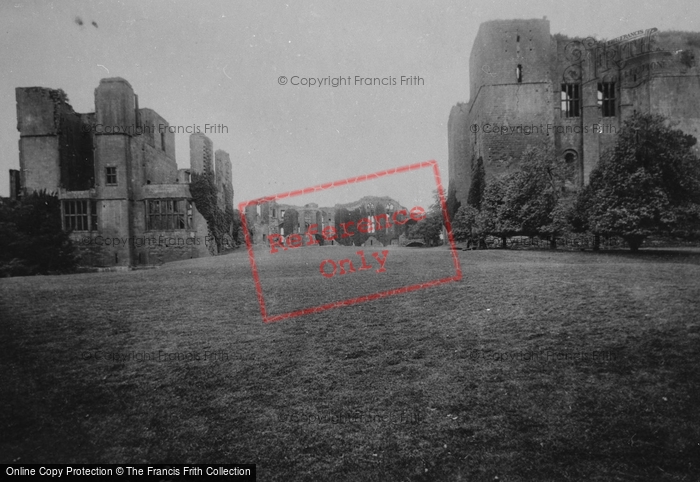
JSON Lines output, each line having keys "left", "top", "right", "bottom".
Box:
{"left": 0, "top": 191, "right": 78, "bottom": 276}
{"left": 573, "top": 113, "right": 700, "bottom": 251}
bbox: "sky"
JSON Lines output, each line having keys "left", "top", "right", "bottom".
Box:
{"left": 1, "top": 0, "right": 699, "bottom": 209}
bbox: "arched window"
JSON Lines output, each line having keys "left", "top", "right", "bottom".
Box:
{"left": 563, "top": 150, "right": 581, "bottom": 190}
{"left": 516, "top": 64, "right": 522, "bottom": 83}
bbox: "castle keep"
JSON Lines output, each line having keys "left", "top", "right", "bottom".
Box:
{"left": 11, "top": 77, "right": 234, "bottom": 267}
{"left": 448, "top": 19, "right": 700, "bottom": 211}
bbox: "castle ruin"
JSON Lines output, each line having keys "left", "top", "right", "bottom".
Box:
{"left": 10, "top": 77, "right": 234, "bottom": 267}
{"left": 245, "top": 196, "right": 409, "bottom": 247}
{"left": 448, "top": 19, "right": 700, "bottom": 213}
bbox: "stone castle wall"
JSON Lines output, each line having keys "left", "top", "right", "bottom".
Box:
{"left": 448, "top": 19, "right": 700, "bottom": 214}
{"left": 14, "top": 77, "right": 233, "bottom": 267}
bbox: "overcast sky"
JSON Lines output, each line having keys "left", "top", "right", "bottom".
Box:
{"left": 1, "top": 0, "right": 698, "bottom": 209}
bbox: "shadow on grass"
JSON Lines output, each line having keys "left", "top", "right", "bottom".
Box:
{"left": 1, "top": 248, "right": 699, "bottom": 480}
{"left": 579, "top": 248, "right": 700, "bottom": 265}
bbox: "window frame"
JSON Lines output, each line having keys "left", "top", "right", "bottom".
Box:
{"left": 62, "top": 199, "right": 98, "bottom": 232}
{"left": 105, "top": 166, "right": 117, "bottom": 186}
{"left": 597, "top": 81, "right": 616, "bottom": 117}
{"left": 145, "top": 199, "right": 192, "bottom": 231}
{"left": 560, "top": 83, "right": 581, "bottom": 118}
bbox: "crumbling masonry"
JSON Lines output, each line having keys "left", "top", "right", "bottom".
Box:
{"left": 448, "top": 19, "right": 700, "bottom": 213}
{"left": 11, "top": 77, "right": 234, "bottom": 267}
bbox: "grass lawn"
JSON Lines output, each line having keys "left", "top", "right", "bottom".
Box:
{"left": 1, "top": 247, "right": 699, "bottom": 481}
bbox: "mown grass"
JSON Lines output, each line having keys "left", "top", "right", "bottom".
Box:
{"left": 1, "top": 247, "right": 699, "bottom": 481}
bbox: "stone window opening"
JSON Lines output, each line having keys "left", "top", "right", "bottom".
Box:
{"left": 160, "top": 131, "right": 166, "bottom": 152}
{"left": 105, "top": 166, "right": 117, "bottom": 185}
{"left": 516, "top": 64, "right": 522, "bottom": 83}
{"left": 563, "top": 150, "right": 581, "bottom": 190}
{"left": 597, "top": 82, "right": 616, "bottom": 117}
{"left": 560, "top": 83, "right": 581, "bottom": 118}
{"left": 62, "top": 199, "right": 98, "bottom": 232}
{"left": 146, "top": 199, "right": 191, "bottom": 231}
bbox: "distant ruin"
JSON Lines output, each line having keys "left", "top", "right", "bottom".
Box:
{"left": 244, "top": 196, "right": 415, "bottom": 247}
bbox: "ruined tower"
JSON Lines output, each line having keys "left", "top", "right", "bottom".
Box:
{"left": 448, "top": 19, "right": 700, "bottom": 214}
{"left": 13, "top": 77, "right": 234, "bottom": 267}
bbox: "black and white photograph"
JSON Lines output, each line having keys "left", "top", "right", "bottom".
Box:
{"left": 1, "top": 0, "right": 699, "bottom": 480}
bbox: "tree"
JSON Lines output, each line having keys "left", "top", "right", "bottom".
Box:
{"left": 472, "top": 146, "right": 571, "bottom": 248}
{"left": 466, "top": 156, "right": 486, "bottom": 211}
{"left": 232, "top": 209, "right": 244, "bottom": 245}
{"left": 505, "top": 145, "right": 572, "bottom": 248}
{"left": 451, "top": 204, "right": 479, "bottom": 243}
{"left": 569, "top": 181, "right": 601, "bottom": 250}
{"left": 540, "top": 195, "right": 577, "bottom": 248}
{"left": 446, "top": 184, "right": 461, "bottom": 221}
{"left": 408, "top": 190, "right": 444, "bottom": 246}
{"left": 474, "top": 145, "right": 577, "bottom": 249}
{"left": 0, "top": 190, "right": 78, "bottom": 276}
{"left": 477, "top": 177, "right": 520, "bottom": 248}
{"left": 451, "top": 157, "right": 488, "bottom": 246}
{"left": 575, "top": 112, "right": 700, "bottom": 251}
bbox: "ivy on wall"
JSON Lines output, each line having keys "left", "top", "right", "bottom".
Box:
{"left": 189, "top": 171, "right": 236, "bottom": 254}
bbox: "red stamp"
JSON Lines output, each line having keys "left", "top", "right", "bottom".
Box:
{"left": 239, "top": 160, "right": 462, "bottom": 323}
